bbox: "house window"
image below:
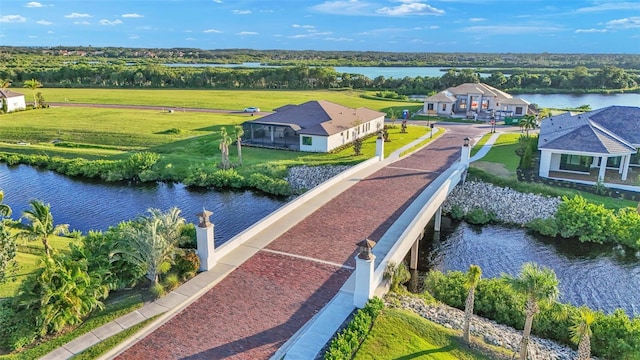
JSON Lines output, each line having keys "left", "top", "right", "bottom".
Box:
{"left": 515, "top": 107, "right": 523, "bottom": 115}
{"left": 459, "top": 99, "right": 467, "bottom": 110}
{"left": 427, "top": 103, "right": 434, "bottom": 111}
{"left": 631, "top": 149, "right": 640, "bottom": 166}
{"left": 302, "top": 136, "right": 312, "bottom": 146}
{"left": 559, "top": 154, "right": 591, "bottom": 172}
{"left": 441, "top": 103, "right": 446, "bottom": 111}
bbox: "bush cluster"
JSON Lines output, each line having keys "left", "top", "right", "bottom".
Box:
{"left": 183, "top": 168, "right": 291, "bottom": 196}
{"left": 324, "top": 297, "right": 384, "bottom": 360}
{"left": 423, "top": 270, "right": 640, "bottom": 359}
{"left": 527, "top": 195, "right": 640, "bottom": 249}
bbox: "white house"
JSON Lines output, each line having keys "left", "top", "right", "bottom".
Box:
{"left": 0, "top": 89, "right": 27, "bottom": 113}
{"left": 423, "top": 83, "right": 530, "bottom": 120}
{"left": 242, "top": 100, "right": 386, "bottom": 152}
{"left": 538, "top": 106, "right": 640, "bottom": 182}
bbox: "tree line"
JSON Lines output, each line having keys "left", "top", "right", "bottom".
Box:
{"left": 1, "top": 62, "right": 638, "bottom": 95}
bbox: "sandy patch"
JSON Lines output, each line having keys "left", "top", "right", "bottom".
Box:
{"left": 471, "top": 161, "right": 514, "bottom": 178}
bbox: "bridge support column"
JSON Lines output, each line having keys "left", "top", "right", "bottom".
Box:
{"left": 196, "top": 209, "right": 216, "bottom": 271}
{"left": 375, "top": 135, "right": 385, "bottom": 161}
{"left": 434, "top": 206, "right": 442, "bottom": 232}
{"left": 354, "top": 239, "right": 376, "bottom": 308}
{"left": 409, "top": 239, "right": 419, "bottom": 270}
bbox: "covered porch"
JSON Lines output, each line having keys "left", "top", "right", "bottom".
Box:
{"left": 539, "top": 149, "right": 640, "bottom": 182}
{"left": 242, "top": 122, "right": 300, "bottom": 151}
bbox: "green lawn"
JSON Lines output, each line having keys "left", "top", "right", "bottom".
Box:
{"left": 355, "top": 308, "right": 496, "bottom": 360}
{"left": 473, "top": 133, "right": 522, "bottom": 173}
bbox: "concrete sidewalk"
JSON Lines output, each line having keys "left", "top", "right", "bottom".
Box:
{"left": 41, "top": 128, "right": 446, "bottom": 360}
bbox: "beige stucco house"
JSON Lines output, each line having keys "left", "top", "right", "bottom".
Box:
{"left": 538, "top": 106, "right": 640, "bottom": 182}
{"left": 0, "top": 89, "right": 27, "bottom": 113}
{"left": 423, "top": 82, "right": 530, "bottom": 120}
{"left": 242, "top": 100, "right": 385, "bottom": 152}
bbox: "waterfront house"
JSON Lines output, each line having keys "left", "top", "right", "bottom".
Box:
{"left": 242, "top": 100, "right": 385, "bottom": 152}
{"left": 422, "top": 82, "right": 530, "bottom": 121}
{"left": 0, "top": 89, "right": 26, "bottom": 113}
{"left": 538, "top": 105, "right": 640, "bottom": 182}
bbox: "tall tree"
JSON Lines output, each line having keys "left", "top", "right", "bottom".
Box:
{"left": 23, "top": 78, "right": 43, "bottom": 108}
{"left": 234, "top": 125, "right": 245, "bottom": 166}
{"left": 519, "top": 114, "right": 537, "bottom": 137}
{"left": 504, "top": 262, "right": 559, "bottom": 360}
{"left": 570, "top": 306, "right": 596, "bottom": 360}
{"left": 0, "top": 222, "right": 18, "bottom": 284}
{"left": 463, "top": 264, "right": 482, "bottom": 344}
{"left": 0, "top": 79, "right": 11, "bottom": 90}
{"left": 21, "top": 200, "right": 69, "bottom": 257}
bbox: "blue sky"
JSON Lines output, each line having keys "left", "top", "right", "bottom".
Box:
{"left": 1, "top": 0, "right": 639, "bottom": 53}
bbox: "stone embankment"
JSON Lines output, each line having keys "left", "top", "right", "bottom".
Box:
{"left": 443, "top": 181, "right": 562, "bottom": 225}
{"left": 286, "top": 165, "right": 353, "bottom": 192}
{"left": 386, "top": 294, "right": 582, "bottom": 360}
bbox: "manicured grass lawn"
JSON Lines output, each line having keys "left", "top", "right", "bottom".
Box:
{"left": 473, "top": 133, "right": 522, "bottom": 173}
{"left": 41, "top": 88, "right": 415, "bottom": 112}
{"left": 355, "top": 308, "right": 494, "bottom": 360}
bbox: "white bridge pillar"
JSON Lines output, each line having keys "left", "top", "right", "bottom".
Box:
{"left": 354, "top": 239, "right": 376, "bottom": 308}
{"left": 434, "top": 206, "right": 442, "bottom": 232}
{"left": 461, "top": 137, "right": 471, "bottom": 167}
{"left": 376, "top": 135, "right": 385, "bottom": 161}
{"left": 409, "top": 238, "right": 419, "bottom": 270}
{"left": 196, "top": 209, "right": 216, "bottom": 271}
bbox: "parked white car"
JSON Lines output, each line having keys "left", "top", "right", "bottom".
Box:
{"left": 244, "top": 106, "right": 260, "bottom": 113}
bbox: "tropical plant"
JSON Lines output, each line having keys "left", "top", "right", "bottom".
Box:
{"left": 503, "top": 262, "right": 559, "bottom": 360}
{"left": 219, "top": 127, "right": 232, "bottom": 170}
{"left": 518, "top": 114, "right": 537, "bottom": 137}
{"left": 0, "top": 222, "right": 18, "bottom": 284}
{"left": 23, "top": 78, "right": 43, "bottom": 107}
{"left": 383, "top": 261, "right": 411, "bottom": 292}
{"left": 21, "top": 200, "right": 69, "bottom": 257}
{"left": 570, "top": 306, "right": 596, "bottom": 360}
{"left": 0, "top": 190, "right": 12, "bottom": 217}
{"left": 12, "top": 252, "right": 109, "bottom": 337}
{"left": 115, "top": 207, "right": 186, "bottom": 285}
{"left": 234, "top": 125, "right": 245, "bottom": 166}
{"left": 0, "top": 78, "right": 11, "bottom": 89}
{"left": 463, "top": 264, "right": 482, "bottom": 344}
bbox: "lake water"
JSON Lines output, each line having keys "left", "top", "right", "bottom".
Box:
{"left": 419, "top": 219, "right": 640, "bottom": 316}
{"left": 0, "top": 164, "right": 285, "bottom": 246}
{"left": 519, "top": 93, "right": 639, "bottom": 110}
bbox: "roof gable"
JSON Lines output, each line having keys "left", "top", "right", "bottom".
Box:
{"left": 0, "top": 89, "right": 25, "bottom": 99}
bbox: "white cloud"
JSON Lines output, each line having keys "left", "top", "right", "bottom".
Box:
{"left": 469, "top": 17, "right": 485, "bottom": 22}
{"left": 0, "top": 15, "right": 27, "bottom": 23}
{"left": 99, "top": 19, "right": 123, "bottom": 26}
{"left": 65, "top": 13, "right": 91, "bottom": 18}
{"left": 233, "top": 10, "right": 251, "bottom": 14}
{"left": 47, "top": 30, "right": 53, "bottom": 34}
{"left": 606, "top": 16, "right": 640, "bottom": 29}
{"left": 577, "top": 2, "right": 640, "bottom": 13}
{"left": 460, "top": 25, "right": 562, "bottom": 35}
{"left": 376, "top": 1, "right": 444, "bottom": 16}
{"left": 129, "top": 35, "right": 140, "bottom": 39}
{"left": 122, "top": 13, "right": 143, "bottom": 18}
{"left": 73, "top": 21, "right": 91, "bottom": 25}
{"left": 36, "top": 19, "right": 53, "bottom": 25}
{"left": 236, "top": 31, "right": 258, "bottom": 35}
{"left": 213, "top": 0, "right": 223, "bottom": 3}
{"left": 137, "top": 25, "right": 156, "bottom": 30}
{"left": 204, "top": 29, "right": 222, "bottom": 33}
{"left": 185, "top": 37, "right": 196, "bottom": 41}
{"left": 292, "top": 24, "right": 316, "bottom": 29}
{"left": 575, "top": 28, "right": 607, "bottom": 33}
{"left": 323, "top": 37, "right": 354, "bottom": 42}
{"left": 25, "top": 2, "right": 43, "bottom": 8}
{"left": 311, "top": 0, "right": 378, "bottom": 15}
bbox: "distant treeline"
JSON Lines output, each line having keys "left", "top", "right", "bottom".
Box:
{"left": 1, "top": 47, "right": 639, "bottom": 94}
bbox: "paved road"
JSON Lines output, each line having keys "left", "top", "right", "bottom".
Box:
{"left": 112, "top": 124, "right": 486, "bottom": 360}
{"left": 47, "top": 102, "right": 269, "bottom": 115}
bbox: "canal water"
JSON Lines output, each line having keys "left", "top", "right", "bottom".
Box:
{"left": 417, "top": 218, "right": 640, "bottom": 316}
{"left": 0, "top": 164, "right": 285, "bottom": 246}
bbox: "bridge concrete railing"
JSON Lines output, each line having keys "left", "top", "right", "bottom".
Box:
{"left": 370, "top": 160, "right": 468, "bottom": 295}
{"left": 213, "top": 156, "right": 383, "bottom": 261}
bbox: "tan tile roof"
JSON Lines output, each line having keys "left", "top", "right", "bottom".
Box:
{"left": 0, "top": 89, "right": 25, "bottom": 99}
{"left": 246, "top": 100, "right": 385, "bottom": 136}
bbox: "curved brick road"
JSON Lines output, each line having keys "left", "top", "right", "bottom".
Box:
{"left": 115, "top": 124, "right": 485, "bottom": 360}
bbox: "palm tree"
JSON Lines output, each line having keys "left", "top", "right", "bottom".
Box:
{"left": 504, "top": 262, "right": 559, "bottom": 360}
{"left": 519, "top": 114, "right": 537, "bottom": 137}
{"left": 21, "top": 200, "right": 69, "bottom": 257}
{"left": 117, "top": 207, "right": 186, "bottom": 285}
{"left": 234, "top": 125, "right": 245, "bottom": 166}
{"left": 0, "top": 190, "right": 12, "bottom": 217}
{"left": 569, "top": 306, "right": 596, "bottom": 360}
{"left": 0, "top": 79, "right": 11, "bottom": 90}
{"left": 23, "top": 78, "right": 43, "bottom": 108}
{"left": 463, "top": 264, "right": 482, "bottom": 344}
{"left": 219, "top": 127, "right": 232, "bottom": 170}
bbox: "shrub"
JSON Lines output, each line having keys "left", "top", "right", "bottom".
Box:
{"left": 463, "top": 208, "right": 496, "bottom": 225}
{"left": 556, "top": 195, "right": 615, "bottom": 243}
{"left": 0, "top": 304, "right": 37, "bottom": 352}
{"left": 383, "top": 261, "right": 411, "bottom": 292}
{"left": 150, "top": 283, "right": 166, "bottom": 299}
{"left": 173, "top": 250, "right": 200, "bottom": 279}
{"left": 324, "top": 297, "right": 383, "bottom": 359}
{"left": 163, "top": 273, "right": 180, "bottom": 291}
{"left": 526, "top": 217, "right": 559, "bottom": 237}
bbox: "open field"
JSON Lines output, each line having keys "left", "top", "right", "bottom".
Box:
{"left": 40, "top": 88, "right": 419, "bottom": 112}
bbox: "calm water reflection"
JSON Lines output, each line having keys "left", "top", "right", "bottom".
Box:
{"left": 420, "top": 219, "right": 640, "bottom": 316}
{"left": 0, "top": 164, "right": 285, "bottom": 246}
